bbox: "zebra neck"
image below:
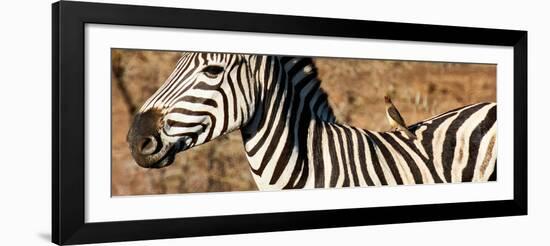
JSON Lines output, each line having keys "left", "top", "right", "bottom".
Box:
{"left": 240, "top": 56, "right": 335, "bottom": 189}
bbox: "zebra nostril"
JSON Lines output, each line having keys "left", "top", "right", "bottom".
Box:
{"left": 138, "top": 136, "right": 157, "bottom": 155}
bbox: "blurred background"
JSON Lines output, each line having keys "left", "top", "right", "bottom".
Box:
{"left": 111, "top": 49, "right": 496, "bottom": 196}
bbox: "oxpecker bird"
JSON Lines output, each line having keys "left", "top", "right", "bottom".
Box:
{"left": 384, "top": 95, "right": 416, "bottom": 139}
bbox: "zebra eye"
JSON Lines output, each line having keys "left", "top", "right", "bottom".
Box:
{"left": 202, "top": 65, "right": 224, "bottom": 78}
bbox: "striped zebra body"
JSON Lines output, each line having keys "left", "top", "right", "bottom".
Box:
{"left": 127, "top": 52, "right": 497, "bottom": 191}
{"left": 245, "top": 99, "right": 496, "bottom": 190}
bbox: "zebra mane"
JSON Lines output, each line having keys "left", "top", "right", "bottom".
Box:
{"left": 278, "top": 56, "right": 336, "bottom": 123}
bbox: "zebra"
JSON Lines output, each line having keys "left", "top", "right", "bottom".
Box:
{"left": 127, "top": 52, "right": 497, "bottom": 191}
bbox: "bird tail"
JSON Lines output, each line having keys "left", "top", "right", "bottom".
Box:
{"left": 399, "top": 127, "right": 417, "bottom": 140}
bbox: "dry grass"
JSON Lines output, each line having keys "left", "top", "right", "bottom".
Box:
{"left": 111, "top": 49, "right": 496, "bottom": 196}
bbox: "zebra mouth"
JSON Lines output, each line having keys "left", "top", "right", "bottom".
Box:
{"left": 148, "top": 144, "right": 178, "bottom": 169}
{"left": 176, "top": 135, "right": 196, "bottom": 151}
{"left": 144, "top": 136, "right": 195, "bottom": 169}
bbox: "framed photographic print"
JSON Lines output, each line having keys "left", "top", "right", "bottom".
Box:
{"left": 52, "top": 1, "right": 527, "bottom": 245}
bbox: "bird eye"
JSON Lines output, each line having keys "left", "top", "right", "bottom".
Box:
{"left": 202, "top": 65, "right": 224, "bottom": 78}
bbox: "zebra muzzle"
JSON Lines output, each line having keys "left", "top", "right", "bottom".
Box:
{"left": 128, "top": 109, "right": 176, "bottom": 168}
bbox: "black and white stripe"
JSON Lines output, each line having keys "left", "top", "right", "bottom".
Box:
{"left": 133, "top": 52, "right": 497, "bottom": 191}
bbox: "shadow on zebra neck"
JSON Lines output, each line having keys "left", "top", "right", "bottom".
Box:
{"left": 241, "top": 56, "right": 337, "bottom": 139}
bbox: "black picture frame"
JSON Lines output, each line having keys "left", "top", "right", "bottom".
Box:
{"left": 52, "top": 1, "right": 527, "bottom": 245}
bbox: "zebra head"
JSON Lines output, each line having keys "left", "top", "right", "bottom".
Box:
{"left": 127, "top": 52, "right": 259, "bottom": 168}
